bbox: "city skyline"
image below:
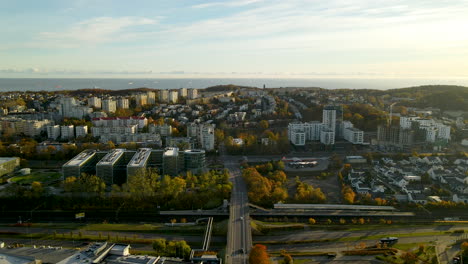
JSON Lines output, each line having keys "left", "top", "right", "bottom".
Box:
{"left": 1, "top": 0, "right": 468, "bottom": 79}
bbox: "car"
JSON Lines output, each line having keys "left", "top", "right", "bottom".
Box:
{"left": 240, "top": 216, "right": 244, "bottom": 220}
{"left": 452, "top": 256, "right": 461, "bottom": 264}
{"left": 239, "top": 248, "right": 245, "bottom": 254}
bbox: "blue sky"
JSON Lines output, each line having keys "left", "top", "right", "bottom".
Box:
{"left": 1, "top": 0, "right": 468, "bottom": 78}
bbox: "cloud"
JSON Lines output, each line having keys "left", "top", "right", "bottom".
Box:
{"left": 192, "top": 0, "right": 264, "bottom": 9}
{"left": 39, "top": 16, "right": 157, "bottom": 47}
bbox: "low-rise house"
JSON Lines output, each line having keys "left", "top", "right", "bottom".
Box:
{"left": 408, "top": 193, "right": 428, "bottom": 204}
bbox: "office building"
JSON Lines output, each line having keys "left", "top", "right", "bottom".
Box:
{"left": 126, "top": 148, "right": 152, "bottom": 178}
{"left": 47, "top": 125, "right": 61, "bottom": 140}
{"left": 102, "top": 98, "right": 117, "bottom": 113}
{"left": 96, "top": 149, "right": 128, "bottom": 185}
{"left": 163, "top": 147, "right": 180, "bottom": 176}
{"left": 63, "top": 148, "right": 206, "bottom": 184}
{"left": 184, "top": 149, "right": 206, "bottom": 174}
{"left": 62, "top": 150, "right": 102, "bottom": 179}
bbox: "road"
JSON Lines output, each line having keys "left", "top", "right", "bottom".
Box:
{"left": 224, "top": 157, "right": 252, "bottom": 264}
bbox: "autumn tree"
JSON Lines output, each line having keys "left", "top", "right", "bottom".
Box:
{"left": 342, "top": 185, "right": 356, "bottom": 204}
{"left": 259, "top": 120, "right": 269, "bottom": 130}
{"left": 249, "top": 244, "right": 270, "bottom": 264}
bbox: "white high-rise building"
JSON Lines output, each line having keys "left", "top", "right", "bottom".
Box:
{"left": 288, "top": 122, "right": 322, "bottom": 142}
{"left": 61, "top": 125, "right": 75, "bottom": 140}
{"left": 159, "top": 90, "right": 169, "bottom": 102}
{"left": 186, "top": 123, "right": 215, "bottom": 151}
{"left": 88, "top": 97, "right": 102, "bottom": 109}
{"left": 188, "top": 89, "right": 198, "bottom": 99}
{"left": 135, "top": 94, "right": 148, "bottom": 106}
{"left": 59, "top": 97, "right": 92, "bottom": 118}
{"left": 75, "top": 125, "right": 88, "bottom": 138}
{"left": 169, "top": 90, "right": 178, "bottom": 103}
{"left": 59, "top": 97, "right": 77, "bottom": 117}
{"left": 147, "top": 91, "right": 156, "bottom": 105}
{"left": 102, "top": 99, "right": 117, "bottom": 113}
{"left": 320, "top": 129, "right": 335, "bottom": 145}
{"left": 322, "top": 108, "right": 337, "bottom": 132}
{"left": 117, "top": 98, "right": 129, "bottom": 109}
{"left": 290, "top": 129, "right": 306, "bottom": 146}
{"left": 179, "top": 88, "right": 188, "bottom": 98}
{"left": 436, "top": 123, "right": 451, "bottom": 141}
{"left": 149, "top": 124, "right": 172, "bottom": 137}
{"left": 47, "top": 125, "right": 61, "bottom": 140}
{"left": 344, "top": 127, "right": 364, "bottom": 144}
{"left": 199, "top": 124, "right": 215, "bottom": 151}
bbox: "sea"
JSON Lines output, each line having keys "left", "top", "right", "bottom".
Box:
{"left": 0, "top": 77, "right": 467, "bottom": 92}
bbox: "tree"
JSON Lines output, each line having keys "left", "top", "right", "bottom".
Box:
{"left": 30, "top": 181, "right": 44, "bottom": 198}
{"left": 342, "top": 185, "right": 356, "bottom": 204}
{"left": 281, "top": 252, "right": 293, "bottom": 264}
{"left": 249, "top": 244, "right": 270, "bottom": 264}
{"left": 152, "top": 238, "right": 167, "bottom": 254}
{"left": 401, "top": 252, "right": 417, "bottom": 264}
{"left": 259, "top": 120, "right": 269, "bottom": 130}
{"left": 308, "top": 218, "right": 316, "bottom": 225}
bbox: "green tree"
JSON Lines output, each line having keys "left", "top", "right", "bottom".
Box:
{"left": 152, "top": 238, "right": 167, "bottom": 254}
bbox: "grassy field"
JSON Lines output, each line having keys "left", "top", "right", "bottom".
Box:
{"left": 9, "top": 171, "right": 61, "bottom": 184}
{"left": 12, "top": 220, "right": 229, "bottom": 236}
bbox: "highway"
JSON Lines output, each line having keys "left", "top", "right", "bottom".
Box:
{"left": 224, "top": 158, "right": 252, "bottom": 264}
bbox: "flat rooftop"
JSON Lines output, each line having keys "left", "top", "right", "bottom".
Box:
{"left": 0, "top": 246, "right": 77, "bottom": 264}
{"left": 127, "top": 148, "right": 152, "bottom": 168}
{"left": 97, "top": 149, "right": 125, "bottom": 166}
{"left": 163, "top": 147, "right": 178, "bottom": 157}
{"left": 184, "top": 149, "right": 205, "bottom": 154}
{"left": 63, "top": 150, "right": 96, "bottom": 167}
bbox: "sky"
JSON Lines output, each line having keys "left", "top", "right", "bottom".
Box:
{"left": 1, "top": 0, "right": 468, "bottom": 79}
